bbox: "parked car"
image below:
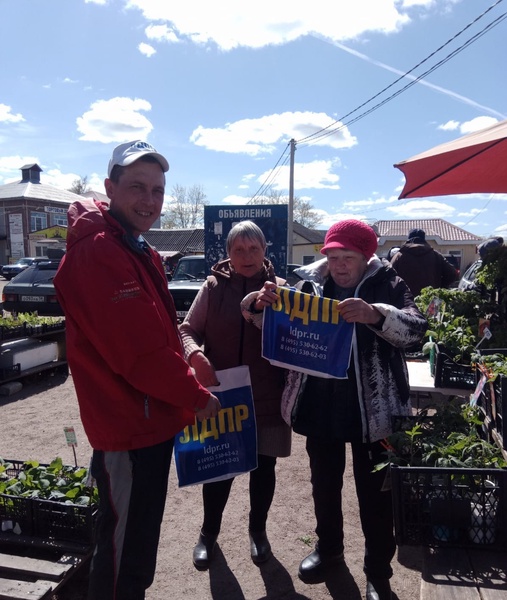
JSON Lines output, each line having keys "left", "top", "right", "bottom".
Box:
{"left": 286, "top": 264, "right": 303, "bottom": 286}
{"left": 2, "top": 259, "right": 64, "bottom": 316}
{"left": 458, "top": 260, "right": 482, "bottom": 291}
{"left": 168, "top": 255, "right": 207, "bottom": 322}
{"left": 1, "top": 257, "right": 43, "bottom": 280}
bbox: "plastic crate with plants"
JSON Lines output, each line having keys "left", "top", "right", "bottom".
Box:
{"left": 375, "top": 402, "right": 507, "bottom": 549}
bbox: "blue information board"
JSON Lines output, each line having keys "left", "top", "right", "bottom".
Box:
{"left": 203, "top": 205, "right": 288, "bottom": 277}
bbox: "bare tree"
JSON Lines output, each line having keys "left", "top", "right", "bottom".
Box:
{"left": 162, "top": 184, "right": 208, "bottom": 229}
{"left": 68, "top": 176, "right": 90, "bottom": 195}
{"left": 250, "top": 189, "right": 323, "bottom": 229}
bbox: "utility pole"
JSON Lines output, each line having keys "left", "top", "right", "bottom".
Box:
{"left": 288, "top": 139, "right": 296, "bottom": 263}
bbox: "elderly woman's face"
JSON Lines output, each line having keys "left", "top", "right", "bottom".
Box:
{"left": 229, "top": 235, "right": 265, "bottom": 277}
{"left": 326, "top": 248, "right": 367, "bottom": 288}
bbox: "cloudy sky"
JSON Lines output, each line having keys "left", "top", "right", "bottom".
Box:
{"left": 1, "top": 0, "right": 506, "bottom": 236}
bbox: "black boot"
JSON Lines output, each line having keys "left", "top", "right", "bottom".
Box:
{"left": 366, "top": 578, "right": 392, "bottom": 600}
{"left": 298, "top": 549, "right": 345, "bottom": 583}
{"left": 192, "top": 530, "right": 218, "bottom": 570}
{"left": 249, "top": 530, "right": 272, "bottom": 564}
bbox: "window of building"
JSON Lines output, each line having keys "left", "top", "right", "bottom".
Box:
{"left": 303, "top": 255, "right": 315, "bottom": 265}
{"left": 53, "top": 215, "right": 68, "bottom": 227}
{"left": 31, "top": 212, "right": 47, "bottom": 231}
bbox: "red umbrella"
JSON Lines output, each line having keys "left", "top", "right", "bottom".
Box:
{"left": 394, "top": 118, "right": 507, "bottom": 199}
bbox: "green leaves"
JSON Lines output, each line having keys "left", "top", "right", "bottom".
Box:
{"left": 378, "top": 403, "right": 507, "bottom": 471}
{"left": 0, "top": 457, "right": 98, "bottom": 506}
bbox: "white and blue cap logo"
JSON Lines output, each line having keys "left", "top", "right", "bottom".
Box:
{"left": 108, "top": 140, "right": 170, "bottom": 177}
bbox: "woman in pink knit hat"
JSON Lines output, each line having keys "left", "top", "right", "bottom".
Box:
{"left": 243, "top": 219, "right": 427, "bottom": 600}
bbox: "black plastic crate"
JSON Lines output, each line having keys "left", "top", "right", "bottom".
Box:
{"left": 391, "top": 465, "right": 507, "bottom": 549}
{"left": 0, "top": 493, "right": 34, "bottom": 536}
{"left": 0, "top": 459, "right": 96, "bottom": 545}
{"left": 434, "top": 345, "right": 476, "bottom": 389}
{"left": 32, "top": 498, "right": 95, "bottom": 544}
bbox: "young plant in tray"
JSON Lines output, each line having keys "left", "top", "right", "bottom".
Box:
{"left": 415, "top": 287, "right": 491, "bottom": 364}
{"left": 0, "top": 456, "right": 98, "bottom": 506}
{"left": 375, "top": 402, "right": 507, "bottom": 472}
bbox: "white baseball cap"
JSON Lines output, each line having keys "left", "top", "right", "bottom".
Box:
{"left": 107, "top": 140, "right": 170, "bottom": 177}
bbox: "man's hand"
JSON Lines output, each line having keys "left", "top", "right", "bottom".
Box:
{"left": 195, "top": 394, "right": 221, "bottom": 422}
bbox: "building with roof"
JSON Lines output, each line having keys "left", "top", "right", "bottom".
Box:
{"left": 144, "top": 221, "right": 326, "bottom": 268}
{"left": 373, "top": 218, "right": 482, "bottom": 271}
{"left": 0, "top": 164, "right": 82, "bottom": 264}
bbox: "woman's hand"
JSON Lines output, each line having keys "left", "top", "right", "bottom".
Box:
{"left": 253, "top": 282, "right": 280, "bottom": 311}
{"left": 338, "top": 297, "right": 384, "bottom": 325}
{"left": 190, "top": 352, "right": 220, "bottom": 387}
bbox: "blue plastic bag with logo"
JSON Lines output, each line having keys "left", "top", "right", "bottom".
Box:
{"left": 174, "top": 365, "right": 257, "bottom": 487}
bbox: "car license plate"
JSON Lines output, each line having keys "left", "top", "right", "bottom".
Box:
{"left": 176, "top": 310, "right": 188, "bottom": 318}
{"left": 21, "top": 295, "right": 45, "bottom": 302}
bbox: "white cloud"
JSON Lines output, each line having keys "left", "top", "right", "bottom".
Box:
{"left": 85, "top": 0, "right": 106, "bottom": 4}
{"left": 138, "top": 43, "right": 156, "bottom": 57}
{"left": 459, "top": 116, "right": 498, "bottom": 135}
{"left": 125, "top": 0, "right": 411, "bottom": 50}
{"left": 63, "top": 77, "right": 78, "bottom": 84}
{"left": 438, "top": 120, "right": 459, "bottom": 131}
{"left": 0, "top": 104, "right": 25, "bottom": 124}
{"left": 438, "top": 116, "right": 500, "bottom": 137}
{"left": 0, "top": 155, "right": 38, "bottom": 184}
{"left": 190, "top": 112, "right": 356, "bottom": 156}
{"left": 457, "top": 208, "right": 483, "bottom": 218}
{"left": 76, "top": 97, "right": 154, "bottom": 143}
{"left": 494, "top": 223, "right": 507, "bottom": 237}
{"left": 343, "top": 196, "right": 398, "bottom": 208}
{"left": 386, "top": 199, "right": 455, "bottom": 218}
{"left": 221, "top": 194, "right": 250, "bottom": 205}
{"left": 257, "top": 159, "right": 341, "bottom": 191}
{"left": 145, "top": 24, "right": 179, "bottom": 43}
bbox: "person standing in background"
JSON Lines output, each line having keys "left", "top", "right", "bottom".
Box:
{"left": 54, "top": 140, "right": 220, "bottom": 600}
{"left": 390, "top": 228, "right": 458, "bottom": 297}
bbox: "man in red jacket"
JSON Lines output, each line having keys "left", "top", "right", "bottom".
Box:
{"left": 54, "top": 140, "right": 220, "bottom": 600}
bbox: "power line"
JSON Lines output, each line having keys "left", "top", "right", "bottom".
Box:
{"left": 299, "top": 10, "right": 506, "bottom": 147}
{"left": 297, "top": 0, "right": 505, "bottom": 146}
{"left": 248, "top": 142, "right": 291, "bottom": 203}
{"left": 247, "top": 1, "right": 505, "bottom": 209}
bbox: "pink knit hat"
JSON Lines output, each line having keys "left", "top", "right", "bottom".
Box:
{"left": 321, "top": 219, "right": 378, "bottom": 259}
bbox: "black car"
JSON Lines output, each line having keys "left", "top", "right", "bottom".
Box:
{"left": 286, "top": 264, "right": 303, "bottom": 286}
{"left": 2, "top": 260, "right": 64, "bottom": 316}
{"left": 458, "top": 260, "right": 482, "bottom": 291}
{"left": 1, "top": 257, "right": 42, "bottom": 280}
{"left": 168, "top": 255, "right": 206, "bottom": 322}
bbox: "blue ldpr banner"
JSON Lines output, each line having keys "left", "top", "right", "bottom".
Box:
{"left": 262, "top": 287, "right": 354, "bottom": 379}
{"left": 174, "top": 366, "right": 257, "bottom": 487}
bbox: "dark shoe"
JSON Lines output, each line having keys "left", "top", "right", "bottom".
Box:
{"left": 249, "top": 530, "right": 272, "bottom": 564}
{"left": 298, "top": 549, "right": 345, "bottom": 583}
{"left": 366, "top": 578, "right": 392, "bottom": 600}
{"left": 192, "top": 530, "right": 218, "bottom": 570}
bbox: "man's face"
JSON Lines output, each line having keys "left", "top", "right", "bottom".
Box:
{"left": 105, "top": 160, "right": 165, "bottom": 236}
{"left": 326, "top": 248, "right": 367, "bottom": 288}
